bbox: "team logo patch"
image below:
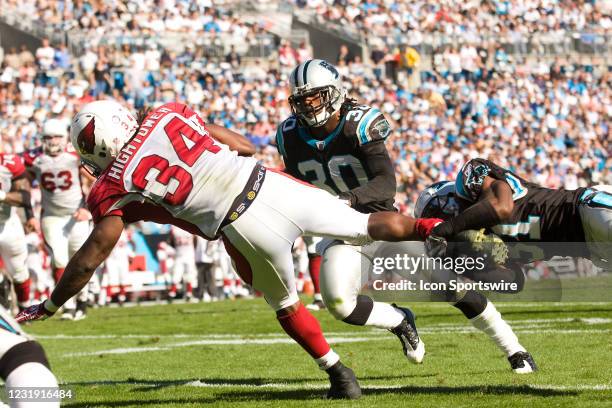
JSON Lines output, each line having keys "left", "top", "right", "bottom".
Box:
{"left": 316, "top": 141, "right": 326, "bottom": 150}
{"left": 229, "top": 212, "right": 239, "bottom": 221}
{"left": 247, "top": 191, "right": 256, "bottom": 200}
{"left": 77, "top": 116, "right": 96, "bottom": 155}
{"left": 371, "top": 119, "right": 391, "bottom": 139}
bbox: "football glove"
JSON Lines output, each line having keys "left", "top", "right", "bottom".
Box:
{"left": 452, "top": 228, "right": 509, "bottom": 265}
{"left": 15, "top": 301, "right": 55, "bottom": 323}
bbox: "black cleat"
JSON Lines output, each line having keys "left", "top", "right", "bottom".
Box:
{"left": 508, "top": 351, "right": 537, "bottom": 374}
{"left": 326, "top": 361, "right": 361, "bottom": 399}
{"left": 389, "top": 304, "right": 425, "bottom": 363}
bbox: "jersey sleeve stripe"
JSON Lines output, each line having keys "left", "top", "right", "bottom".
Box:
{"left": 276, "top": 125, "right": 287, "bottom": 158}
{"left": 356, "top": 108, "right": 381, "bottom": 145}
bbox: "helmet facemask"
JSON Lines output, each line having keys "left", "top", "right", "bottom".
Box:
{"left": 289, "top": 86, "right": 342, "bottom": 128}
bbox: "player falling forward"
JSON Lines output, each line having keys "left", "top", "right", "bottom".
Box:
{"left": 17, "top": 100, "right": 442, "bottom": 399}
{"left": 24, "top": 118, "right": 94, "bottom": 320}
{"left": 417, "top": 158, "right": 612, "bottom": 268}
{"left": 278, "top": 59, "right": 535, "bottom": 373}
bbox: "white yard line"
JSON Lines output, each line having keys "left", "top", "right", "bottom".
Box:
{"left": 38, "top": 316, "right": 612, "bottom": 341}
{"left": 61, "top": 328, "right": 612, "bottom": 357}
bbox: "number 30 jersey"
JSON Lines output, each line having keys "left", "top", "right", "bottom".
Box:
{"left": 86, "top": 103, "right": 258, "bottom": 238}
{"left": 24, "top": 148, "right": 83, "bottom": 217}
{"left": 276, "top": 103, "right": 396, "bottom": 214}
{"left": 455, "top": 158, "right": 587, "bottom": 242}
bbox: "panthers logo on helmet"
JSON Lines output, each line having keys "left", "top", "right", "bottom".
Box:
{"left": 77, "top": 116, "right": 96, "bottom": 155}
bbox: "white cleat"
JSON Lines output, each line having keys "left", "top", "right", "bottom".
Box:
{"left": 390, "top": 304, "right": 425, "bottom": 364}
{"left": 508, "top": 351, "right": 537, "bottom": 374}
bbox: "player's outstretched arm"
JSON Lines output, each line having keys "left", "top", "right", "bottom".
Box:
{"left": 433, "top": 176, "right": 514, "bottom": 238}
{"left": 16, "top": 216, "right": 124, "bottom": 323}
{"left": 367, "top": 212, "right": 442, "bottom": 242}
{"left": 207, "top": 123, "right": 256, "bottom": 156}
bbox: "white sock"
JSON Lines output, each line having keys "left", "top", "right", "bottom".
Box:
{"left": 6, "top": 362, "right": 59, "bottom": 408}
{"left": 313, "top": 293, "right": 323, "bottom": 302}
{"left": 365, "top": 302, "right": 405, "bottom": 329}
{"left": 470, "top": 302, "right": 526, "bottom": 356}
{"left": 315, "top": 349, "right": 340, "bottom": 370}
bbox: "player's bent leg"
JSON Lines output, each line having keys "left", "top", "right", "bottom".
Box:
{"left": 221, "top": 207, "right": 361, "bottom": 399}
{"left": 0, "top": 307, "right": 59, "bottom": 407}
{"left": 455, "top": 291, "right": 536, "bottom": 373}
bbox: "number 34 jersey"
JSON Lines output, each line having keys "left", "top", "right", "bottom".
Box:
{"left": 276, "top": 103, "right": 395, "bottom": 213}
{"left": 86, "top": 103, "right": 258, "bottom": 239}
{"left": 24, "top": 148, "right": 83, "bottom": 217}
{"left": 455, "top": 158, "right": 587, "bottom": 242}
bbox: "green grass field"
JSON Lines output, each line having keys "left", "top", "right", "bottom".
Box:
{"left": 16, "top": 298, "right": 612, "bottom": 407}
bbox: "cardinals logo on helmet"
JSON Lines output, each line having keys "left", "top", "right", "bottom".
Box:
{"left": 77, "top": 116, "right": 96, "bottom": 155}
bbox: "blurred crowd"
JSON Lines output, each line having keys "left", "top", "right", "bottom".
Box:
{"left": 293, "top": 0, "right": 611, "bottom": 49}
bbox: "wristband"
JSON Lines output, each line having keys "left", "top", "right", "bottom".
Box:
{"left": 43, "top": 298, "right": 59, "bottom": 313}
{"left": 0, "top": 191, "right": 6, "bottom": 202}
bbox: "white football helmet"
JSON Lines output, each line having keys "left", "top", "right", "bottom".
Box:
{"left": 70, "top": 100, "right": 138, "bottom": 176}
{"left": 42, "top": 118, "right": 68, "bottom": 156}
{"left": 414, "top": 181, "right": 463, "bottom": 220}
{"left": 288, "top": 59, "right": 346, "bottom": 127}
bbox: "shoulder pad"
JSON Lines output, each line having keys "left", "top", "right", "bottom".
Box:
{"left": 344, "top": 106, "right": 391, "bottom": 145}
{"left": 276, "top": 116, "right": 298, "bottom": 158}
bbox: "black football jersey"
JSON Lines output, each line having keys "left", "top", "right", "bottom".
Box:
{"left": 276, "top": 103, "right": 395, "bottom": 214}
{"left": 455, "top": 158, "right": 588, "bottom": 243}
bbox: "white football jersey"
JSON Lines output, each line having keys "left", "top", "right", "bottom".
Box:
{"left": 108, "top": 230, "right": 132, "bottom": 262}
{"left": 87, "top": 103, "right": 258, "bottom": 238}
{"left": 24, "top": 148, "right": 83, "bottom": 217}
{"left": 170, "top": 226, "right": 195, "bottom": 260}
{"left": 0, "top": 154, "right": 27, "bottom": 222}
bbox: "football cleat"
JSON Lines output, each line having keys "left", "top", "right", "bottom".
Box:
{"left": 508, "top": 351, "right": 537, "bottom": 374}
{"left": 389, "top": 304, "right": 425, "bottom": 364}
{"left": 326, "top": 361, "right": 361, "bottom": 399}
{"left": 60, "top": 309, "right": 74, "bottom": 321}
{"left": 306, "top": 300, "right": 326, "bottom": 311}
{"left": 73, "top": 310, "right": 87, "bottom": 321}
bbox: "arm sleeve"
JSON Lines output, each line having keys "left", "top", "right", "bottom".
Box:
{"left": 339, "top": 140, "right": 396, "bottom": 207}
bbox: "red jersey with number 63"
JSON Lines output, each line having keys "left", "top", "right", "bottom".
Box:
{"left": 24, "top": 147, "right": 83, "bottom": 217}
{"left": 86, "top": 103, "right": 258, "bottom": 238}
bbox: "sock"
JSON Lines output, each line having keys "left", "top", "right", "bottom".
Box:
{"left": 277, "top": 303, "right": 338, "bottom": 369}
{"left": 313, "top": 293, "right": 323, "bottom": 302}
{"left": 365, "top": 302, "right": 405, "bottom": 329}
{"left": 186, "top": 283, "right": 193, "bottom": 294}
{"left": 53, "top": 268, "right": 64, "bottom": 283}
{"left": 99, "top": 289, "right": 107, "bottom": 306}
{"left": 470, "top": 301, "right": 526, "bottom": 356}
{"left": 119, "top": 285, "right": 127, "bottom": 296}
{"left": 14, "top": 278, "right": 31, "bottom": 306}
{"left": 6, "top": 362, "right": 59, "bottom": 396}
{"left": 453, "top": 290, "right": 488, "bottom": 319}
{"left": 308, "top": 255, "right": 322, "bottom": 295}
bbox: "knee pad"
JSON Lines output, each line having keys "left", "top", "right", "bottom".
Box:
{"left": 452, "top": 290, "right": 488, "bottom": 319}
{"left": 0, "top": 341, "right": 49, "bottom": 380}
{"left": 342, "top": 295, "right": 374, "bottom": 326}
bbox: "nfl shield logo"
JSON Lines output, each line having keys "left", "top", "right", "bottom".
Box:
{"left": 316, "top": 141, "right": 326, "bottom": 150}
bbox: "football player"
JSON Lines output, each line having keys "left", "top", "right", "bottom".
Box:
{"left": 418, "top": 158, "right": 612, "bottom": 268}
{"left": 0, "top": 152, "right": 35, "bottom": 311}
{"left": 17, "top": 100, "right": 442, "bottom": 399}
{"left": 100, "top": 229, "right": 133, "bottom": 306}
{"left": 0, "top": 305, "right": 59, "bottom": 408}
{"left": 169, "top": 226, "right": 198, "bottom": 301}
{"left": 277, "top": 60, "right": 535, "bottom": 373}
{"left": 24, "top": 118, "right": 94, "bottom": 320}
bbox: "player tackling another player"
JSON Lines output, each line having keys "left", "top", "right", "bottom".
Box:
{"left": 277, "top": 59, "right": 536, "bottom": 373}
{"left": 17, "top": 100, "right": 443, "bottom": 399}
